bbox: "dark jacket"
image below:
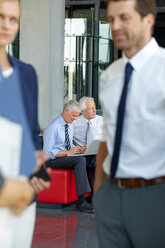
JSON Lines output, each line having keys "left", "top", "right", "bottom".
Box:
{"left": 8, "top": 55, "right": 42, "bottom": 150}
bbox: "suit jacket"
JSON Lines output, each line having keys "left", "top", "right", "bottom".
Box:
{"left": 8, "top": 55, "right": 42, "bottom": 150}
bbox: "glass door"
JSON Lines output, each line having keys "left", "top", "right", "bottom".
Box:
{"left": 64, "top": 1, "right": 114, "bottom": 109}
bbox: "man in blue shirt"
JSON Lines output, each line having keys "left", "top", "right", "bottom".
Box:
{"left": 44, "top": 100, "right": 94, "bottom": 213}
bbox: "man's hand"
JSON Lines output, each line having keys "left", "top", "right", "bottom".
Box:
{"left": 67, "top": 146, "right": 82, "bottom": 155}
{"left": 94, "top": 142, "right": 108, "bottom": 193}
{"left": 80, "top": 145, "right": 88, "bottom": 154}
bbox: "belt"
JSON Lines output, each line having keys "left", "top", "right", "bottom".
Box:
{"left": 111, "top": 176, "right": 165, "bottom": 189}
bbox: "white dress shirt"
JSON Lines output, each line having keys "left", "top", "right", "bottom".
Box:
{"left": 73, "top": 115, "right": 103, "bottom": 146}
{"left": 100, "top": 38, "right": 165, "bottom": 179}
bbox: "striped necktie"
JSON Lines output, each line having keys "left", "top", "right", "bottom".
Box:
{"left": 65, "top": 124, "right": 71, "bottom": 150}
{"left": 110, "top": 62, "right": 134, "bottom": 178}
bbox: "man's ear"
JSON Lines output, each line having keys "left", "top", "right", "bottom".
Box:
{"left": 64, "top": 109, "right": 69, "bottom": 113}
{"left": 146, "top": 13, "right": 155, "bottom": 29}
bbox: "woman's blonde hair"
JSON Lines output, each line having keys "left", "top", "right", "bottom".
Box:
{"left": 0, "top": 0, "right": 21, "bottom": 15}
{"left": 0, "top": 0, "right": 19, "bottom": 3}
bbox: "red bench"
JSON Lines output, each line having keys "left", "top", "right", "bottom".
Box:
{"left": 37, "top": 169, "right": 91, "bottom": 205}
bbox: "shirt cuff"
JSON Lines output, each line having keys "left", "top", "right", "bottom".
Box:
{"left": 50, "top": 149, "right": 60, "bottom": 159}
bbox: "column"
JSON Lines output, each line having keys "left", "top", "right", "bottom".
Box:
{"left": 20, "top": 0, "right": 65, "bottom": 128}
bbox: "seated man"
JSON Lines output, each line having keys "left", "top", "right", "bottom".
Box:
{"left": 73, "top": 97, "right": 103, "bottom": 146}
{"left": 73, "top": 97, "right": 103, "bottom": 193}
{"left": 43, "top": 100, "right": 93, "bottom": 213}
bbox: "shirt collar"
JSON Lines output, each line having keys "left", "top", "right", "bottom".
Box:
{"left": 59, "top": 115, "right": 67, "bottom": 126}
{"left": 59, "top": 114, "right": 73, "bottom": 127}
{"left": 123, "top": 38, "right": 159, "bottom": 71}
{"left": 81, "top": 115, "right": 88, "bottom": 123}
{"left": 81, "top": 115, "right": 92, "bottom": 124}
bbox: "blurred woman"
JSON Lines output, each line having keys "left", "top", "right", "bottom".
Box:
{"left": 0, "top": 0, "right": 50, "bottom": 247}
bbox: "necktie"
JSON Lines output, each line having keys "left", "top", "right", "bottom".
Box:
{"left": 65, "top": 124, "right": 71, "bottom": 150}
{"left": 86, "top": 120, "right": 93, "bottom": 145}
{"left": 110, "top": 62, "right": 133, "bottom": 178}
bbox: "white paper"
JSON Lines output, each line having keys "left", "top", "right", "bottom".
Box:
{"left": 0, "top": 117, "right": 22, "bottom": 248}
{"left": 0, "top": 116, "right": 22, "bottom": 178}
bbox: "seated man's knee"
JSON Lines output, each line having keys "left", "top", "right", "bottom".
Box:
{"left": 74, "top": 156, "right": 86, "bottom": 168}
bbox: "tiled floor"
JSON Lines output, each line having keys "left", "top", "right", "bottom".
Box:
{"left": 32, "top": 204, "right": 99, "bottom": 248}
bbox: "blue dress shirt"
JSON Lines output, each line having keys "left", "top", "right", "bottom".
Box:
{"left": 43, "top": 115, "right": 74, "bottom": 159}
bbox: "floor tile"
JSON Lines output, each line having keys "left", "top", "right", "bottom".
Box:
{"left": 32, "top": 205, "right": 99, "bottom": 248}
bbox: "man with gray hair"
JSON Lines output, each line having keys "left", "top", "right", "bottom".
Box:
{"left": 73, "top": 97, "right": 103, "bottom": 194}
{"left": 43, "top": 100, "right": 93, "bottom": 213}
{"left": 73, "top": 97, "right": 103, "bottom": 147}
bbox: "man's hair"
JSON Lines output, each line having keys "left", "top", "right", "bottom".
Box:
{"left": 79, "top": 96, "right": 94, "bottom": 111}
{"left": 107, "top": 0, "right": 157, "bottom": 18}
{"left": 63, "top": 100, "right": 80, "bottom": 112}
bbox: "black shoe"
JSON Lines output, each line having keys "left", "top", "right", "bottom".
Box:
{"left": 76, "top": 200, "right": 94, "bottom": 213}
{"left": 85, "top": 196, "right": 92, "bottom": 203}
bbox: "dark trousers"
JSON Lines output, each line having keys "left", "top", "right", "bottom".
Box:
{"left": 85, "top": 155, "right": 96, "bottom": 192}
{"left": 94, "top": 179, "right": 165, "bottom": 248}
{"left": 46, "top": 156, "right": 91, "bottom": 196}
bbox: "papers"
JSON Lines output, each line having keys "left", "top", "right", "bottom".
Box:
{"left": 0, "top": 117, "right": 22, "bottom": 248}
{"left": 0, "top": 116, "right": 22, "bottom": 178}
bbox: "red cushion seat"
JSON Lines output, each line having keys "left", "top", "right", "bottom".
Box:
{"left": 37, "top": 169, "right": 78, "bottom": 204}
{"left": 37, "top": 169, "right": 91, "bottom": 204}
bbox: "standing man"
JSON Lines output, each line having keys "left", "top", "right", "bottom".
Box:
{"left": 73, "top": 97, "right": 103, "bottom": 147}
{"left": 43, "top": 100, "right": 94, "bottom": 213}
{"left": 94, "top": 0, "right": 165, "bottom": 247}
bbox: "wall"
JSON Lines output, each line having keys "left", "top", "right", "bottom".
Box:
{"left": 20, "top": 0, "right": 65, "bottom": 128}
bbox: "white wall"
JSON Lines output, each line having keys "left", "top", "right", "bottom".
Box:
{"left": 20, "top": 0, "right": 65, "bottom": 128}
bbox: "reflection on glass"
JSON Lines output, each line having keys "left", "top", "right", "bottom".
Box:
{"left": 64, "top": 18, "right": 87, "bottom": 103}
{"left": 64, "top": 18, "right": 113, "bottom": 107}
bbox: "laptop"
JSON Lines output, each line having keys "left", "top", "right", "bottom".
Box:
{"left": 68, "top": 139, "right": 100, "bottom": 156}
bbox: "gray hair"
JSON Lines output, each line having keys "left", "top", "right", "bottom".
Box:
{"left": 63, "top": 100, "right": 80, "bottom": 112}
{"left": 79, "top": 97, "right": 94, "bottom": 111}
